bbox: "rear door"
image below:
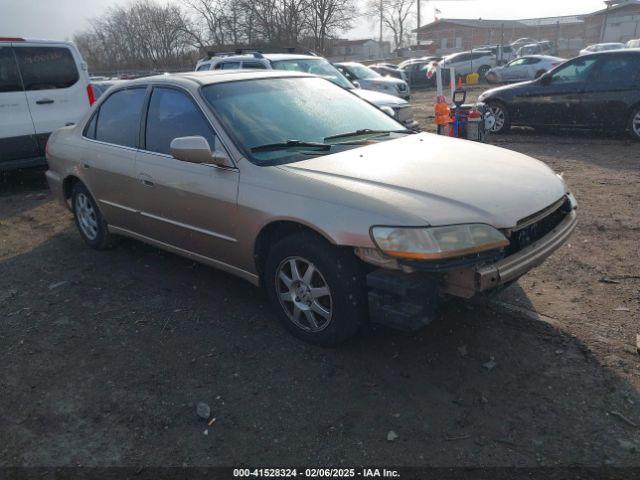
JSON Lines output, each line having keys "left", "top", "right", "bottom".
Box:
{"left": 0, "top": 44, "right": 39, "bottom": 166}
{"left": 81, "top": 87, "right": 147, "bottom": 232}
{"left": 13, "top": 43, "right": 90, "bottom": 154}
{"left": 134, "top": 86, "right": 240, "bottom": 264}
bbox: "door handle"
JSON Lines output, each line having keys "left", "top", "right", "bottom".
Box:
{"left": 36, "top": 99, "right": 54, "bottom": 105}
{"left": 138, "top": 174, "right": 154, "bottom": 187}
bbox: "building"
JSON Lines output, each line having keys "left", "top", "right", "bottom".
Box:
{"left": 412, "top": 0, "right": 640, "bottom": 56}
{"left": 328, "top": 39, "right": 391, "bottom": 61}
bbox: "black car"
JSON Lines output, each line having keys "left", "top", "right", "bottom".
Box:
{"left": 478, "top": 50, "right": 640, "bottom": 140}
{"left": 397, "top": 57, "right": 441, "bottom": 86}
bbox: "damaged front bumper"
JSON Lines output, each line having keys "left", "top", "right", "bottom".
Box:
{"left": 366, "top": 201, "right": 578, "bottom": 331}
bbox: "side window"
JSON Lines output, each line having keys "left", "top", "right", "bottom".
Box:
{"left": 216, "top": 62, "right": 240, "bottom": 70}
{"left": 145, "top": 87, "right": 217, "bottom": 156}
{"left": 595, "top": 56, "right": 640, "bottom": 82}
{"left": 196, "top": 64, "right": 210, "bottom": 71}
{"left": 0, "top": 47, "right": 22, "bottom": 92}
{"left": 84, "top": 112, "right": 97, "bottom": 139}
{"left": 13, "top": 46, "right": 79, "bottom": 90}
{"left": 243, "top": 62, "right": 267, "bottom": 69}
{"left": 551, "top": 58, "right": 598, "bottom": 84}
{"left": 94, "top": 88, "right": 146, "bottom": 147}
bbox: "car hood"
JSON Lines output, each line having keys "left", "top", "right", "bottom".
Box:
{"left": 353, "top": 88, "right": 407, "bottom": 106}
{"left": 278, "top": 133, "right": 566, "bottom": 228}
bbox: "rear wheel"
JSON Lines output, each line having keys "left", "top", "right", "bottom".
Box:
{"left": 628, "top": 106, "right": 640, "bottom": 141}
{"left": 486, "top": 101, "right": 511, "bottom": 134}
{"left": 477, "top": 65, "right": 491, "bottom": 80}
{"left": 264, "top": 233, "right": 367, "bottom": 345}
{"left": 72, "top": 182, "right": 116, "bottom": 250}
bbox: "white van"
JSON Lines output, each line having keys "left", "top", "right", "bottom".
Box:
{"left": 0, "top": 38, "right": 93, "bottom": 171}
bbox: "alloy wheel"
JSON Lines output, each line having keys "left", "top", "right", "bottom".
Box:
{"left": 76, "top": 192, "right": 99, "bottom": 240}
{"left": 275, "top": 256, "right": 332, "bottom": 333}
{"left": 633, "top": 111, "right": 640, "bottom": 138}
{"left": 488, "top": 105, "right": 506, "bottom": 132}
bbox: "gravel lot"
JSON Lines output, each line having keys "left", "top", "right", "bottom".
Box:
{"left": 1, "top": 86, "right": 639, "bottom": 468}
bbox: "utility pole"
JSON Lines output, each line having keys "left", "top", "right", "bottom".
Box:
{"left": 379, "top": 0, "right": 383, "bottom": 43}
{"left": 416, "top": 0, "right": 422, "bottom": 45}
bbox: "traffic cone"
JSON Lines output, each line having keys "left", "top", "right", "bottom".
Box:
{"left": 457, "top": 77, "right": 463, "bottom": 89}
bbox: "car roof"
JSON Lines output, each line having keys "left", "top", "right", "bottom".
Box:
{"left": 333, "top": 62, "right": 363, "bottom": 66}
{"left": 123, "top": 70, "right": 312, "bottom": 88}
{"left": 201, "top": 53, "right": 322, "bottom": 64}
{"left": 0, "top": 38, "right": 75, "bottom": 47}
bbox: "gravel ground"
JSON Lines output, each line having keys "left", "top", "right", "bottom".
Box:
{"left": 1, "top": 86, "right": 639, "bottom": 468}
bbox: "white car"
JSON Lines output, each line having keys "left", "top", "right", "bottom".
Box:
{"left": 579, "top": 43, "right": 626, "bottom": 56}
{"left": 427, "top": 51, "right": 497, "bottom": 80}
{"left": 195, "top": 52, "right": 418, "bottom": 129}
{"left": 334, "top": 62, "right": 410, "bottom": 100}
{"left": 486, "top": 55, "right": 565, "bottom": 84}
{"left": 0, "top": 37, "right": 93, "bottom": 171}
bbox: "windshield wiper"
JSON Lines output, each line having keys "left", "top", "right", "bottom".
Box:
{"left": 324, "top": 128, "right": 412, "bottom": 142}
{"left": 250, "top": 140, "right": 331, "bottom": 153}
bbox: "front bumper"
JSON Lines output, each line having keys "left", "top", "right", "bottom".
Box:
{"left": 444, "top": 208, "right": 577, "bottom": 298}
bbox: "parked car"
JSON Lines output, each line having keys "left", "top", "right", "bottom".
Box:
{"left": 627, "top": 39, "right": 640, "bottom": 49}
{"left": 579, "top": 42, "right": 626, "bottom": 56}
{"left": 397, "top": 57, "right": 441, "bottom": 86}
{"left": 477, "top": 45, "right": 517, "bottom": 63}
{"left": 334, "top": 62, "right": 410, "bottom": 100}
{"left": 195, "top": 52, "right": 417, "bottom": 129}
{"left": 0, "top": 37, "right": 93, "bottom": 171}
{"left": 427, "top": 50, "right": 496, "bottom": 81}
{"left": 517, "top": 41, "right": 555, "bottom": 57}
{"left": 511, "top": 38, "right": 538, "bottom": 51}
{"left": 478, "top": 50, "right": 640, "bottom": 140}
{"left": 486, "top": 55, "right": 565, "bottom": 84}
{"left": 46, "top": 70, "right": 577, "bottom": 345}
{"left": 368, "top": 63, "right": 407, "bottom": 82}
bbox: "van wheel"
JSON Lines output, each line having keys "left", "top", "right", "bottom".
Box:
{"left": 477, "top": 65, "right": 490, "bottom": 80}
{"left": 629, "top": 106, "right": 640, "bottom": 141}
{"left": 72, "top": 182, "right": 116, "bottom": 250}
{"left": 264, "top": 233, "right": 367, "bottom": 345}
{"left": 486, "top": 101, "right": 511, "bottom": 134}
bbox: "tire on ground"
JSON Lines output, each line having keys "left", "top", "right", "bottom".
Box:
{"left": 71, "top": 182, "right": 117, "bottom": 250}
{"left": 264, "top": 232, "right": 367, "bottom": 345}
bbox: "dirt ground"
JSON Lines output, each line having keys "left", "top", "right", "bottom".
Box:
{"left": 1, "top": 86, "right": 639, "bottom": 469}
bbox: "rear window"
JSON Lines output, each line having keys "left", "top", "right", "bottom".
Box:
{"left": 13, "top": 46, "right": 79, "bottom": 90}
{"left": 0, "top": 46, "right": 22, "bottom": 92}
{"left": 93, "top": 88, "right": 146, "bottom": 148}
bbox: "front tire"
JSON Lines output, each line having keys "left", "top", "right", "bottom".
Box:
{"left": 72, "top": 182, "right": 116, "bottom": 250}
{"left": 628, "top": 106, "right": 640, "bottom": 141}
{"left": 486, "top": 101, "right": 511, "bottom": 134}
{"left": 264, "top": 233, "right": 367, "bottom": 345}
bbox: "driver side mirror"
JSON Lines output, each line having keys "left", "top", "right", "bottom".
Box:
{"left": 170, "top": 136, "right": 230, "bottom": 167}
{"left": 352, "top": 80, "right": 361, "bottom": 88}
{"left": 540, "top": 72, "right": 553, "bottom": 85}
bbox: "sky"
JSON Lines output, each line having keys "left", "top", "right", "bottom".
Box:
{"left": 0, "top": 0, "right": 608, "bottom": 42}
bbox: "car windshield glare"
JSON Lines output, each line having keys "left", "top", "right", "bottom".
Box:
{"left": 270, "top": 58, "right": 353, "bottom": 89}
{"left": 201, "top": 77, "right": 404, "bottom": 165}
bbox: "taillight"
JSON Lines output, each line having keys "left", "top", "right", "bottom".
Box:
{"left": 86, "top": 84, "right": 96, "bottom": 106}
{"left": 0, "top": 37, "right": 25, "bottom": 41}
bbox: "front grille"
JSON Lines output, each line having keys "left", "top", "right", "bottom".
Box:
{"left": 506, "top": 197, "right": 572, "bottom": 255}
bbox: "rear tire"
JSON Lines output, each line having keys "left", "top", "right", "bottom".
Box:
{"left": 264, "top": 233, "right": 367, "bottom": 345}
{"left": 486, "top": 101, "right": 511, "bottom": 134}
{"left": 71, "top": 182, "right": 117, "bottom": 250}
{"left": 628, "top": 106, "right": 640, "bottom": 141}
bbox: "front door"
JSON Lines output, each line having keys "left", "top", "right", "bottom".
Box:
{"left": 513, "top": 56, "right": 599, "bottom": 127}
{"left": 0, "top": 45, "right": 38, "bottom": 166}
{"left": 134, "top": 86, "right": 240, "bottom": 265}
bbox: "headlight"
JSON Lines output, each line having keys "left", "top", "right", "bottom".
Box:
{"left": 371, "top": 224, "right": 509, "bottom": 260}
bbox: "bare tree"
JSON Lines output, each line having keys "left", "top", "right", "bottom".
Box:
{"left": 306, "top": 0, "right": 356, "bottom": 53}
{"left": 367, "top": 0, "right": 414, "bottom": 49}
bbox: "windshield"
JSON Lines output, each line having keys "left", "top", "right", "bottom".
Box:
{"left": 201, "top": 77, "right": 404, "bottom": 166}
{"left": 270, "top": 58, "right": 353, "bottom": 89}
{"left": 346, "top": 64, "right": 381, "bottom": 79}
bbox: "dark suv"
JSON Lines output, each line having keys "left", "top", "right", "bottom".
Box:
{"left": 479, "top": 50, "right": 640, "bottom": 140}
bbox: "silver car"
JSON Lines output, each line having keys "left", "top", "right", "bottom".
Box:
{"left": 46, "top": 70, "right": 577, "bottom": 345}
{"left": 486, "top": 55, "right": 565, "bottom": 83}
{"left": 334, "top": 62, "right": 410, "bottom": 100}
